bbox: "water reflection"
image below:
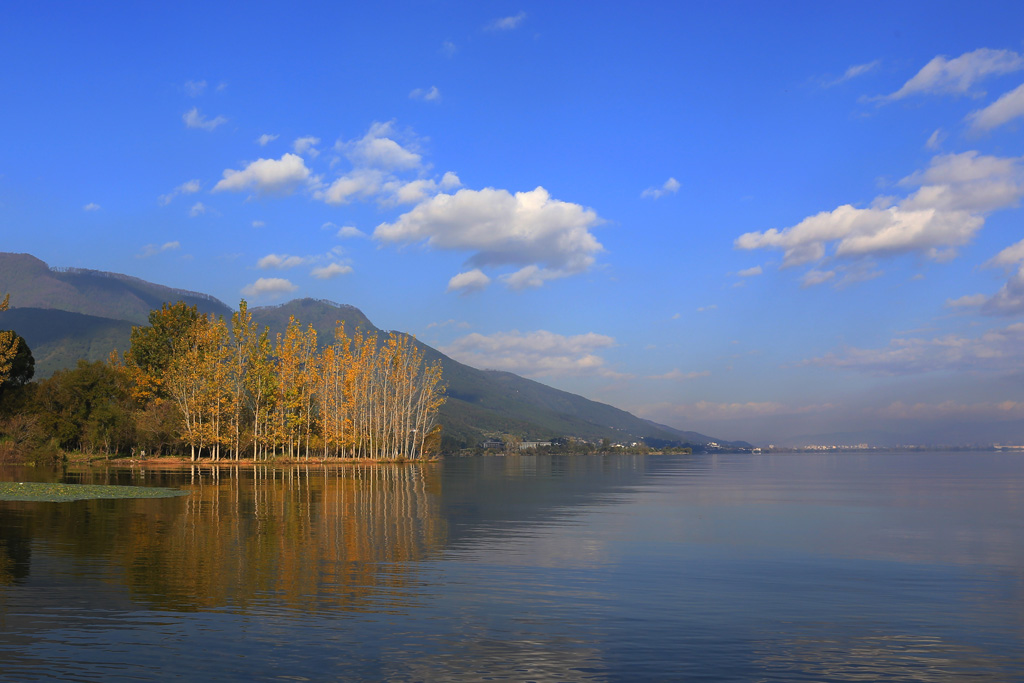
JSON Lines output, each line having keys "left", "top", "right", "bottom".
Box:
{"left": 0, "top": 464, "right": 446, "bottom": 614}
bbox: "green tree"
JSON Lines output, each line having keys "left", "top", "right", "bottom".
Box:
{"left": 124, "top": 301, "right": 202, "bottom": 402}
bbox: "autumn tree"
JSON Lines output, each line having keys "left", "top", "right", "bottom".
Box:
{"left": 0, "top": 294, "right": 22, "bottom": 391}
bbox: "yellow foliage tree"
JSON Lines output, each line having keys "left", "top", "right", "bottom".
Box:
{"left": 0, "top": 293, "right": 19, "bottom": 390}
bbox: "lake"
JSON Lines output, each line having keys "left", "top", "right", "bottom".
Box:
{"left": 1, "top": 452, "right": 1022, "bottom": 681}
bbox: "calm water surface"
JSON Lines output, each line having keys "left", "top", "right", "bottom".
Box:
{"left": 1, "top": 452, "right": 1023, "bottom": 681}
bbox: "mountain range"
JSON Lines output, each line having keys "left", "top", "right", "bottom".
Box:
{"left": 0, "top": 252, "right": 746, "bottom": 450}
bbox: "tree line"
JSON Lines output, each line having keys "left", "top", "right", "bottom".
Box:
{"left": 0, "top": 296, "right": 445, "bottom": 462}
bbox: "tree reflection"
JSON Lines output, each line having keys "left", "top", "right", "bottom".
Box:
{"left": 0, "top": 464, "right": 446, "bottom": 614}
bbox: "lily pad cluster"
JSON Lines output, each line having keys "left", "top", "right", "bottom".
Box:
{"left": 0, "top": 481, "right": 189, "bottom": 502}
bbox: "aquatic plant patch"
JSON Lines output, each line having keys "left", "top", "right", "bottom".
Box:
{"left": 0, "top": 481, "right": 189, "bottom": 502}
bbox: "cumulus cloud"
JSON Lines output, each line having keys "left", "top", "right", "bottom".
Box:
{"left": 410, "top": 86, "right": 441, "bottom": 102}
{"left": 383, "top": 172, "right": 462, "bottom": 206}
{"left": 736, "top": 151, "right": 1024, "bottom": 277}
{"left": 806, "top": 323, "right": 1024, "bottom": 375}
{"left": 374, "top": 186, "right": 603, "bottom": 288}
{"left": 487, "top": 11, "right": 526, "bottom": 31}
{"left": 83, "top": 202, "right": 100, "bottom": 211}
{"left": 441, "top": 330, "right": 622, "bottom": 378}
{"left": 967, "top": 82, "right": 1024, "bottom": 132}
{"left": 311, "top": 263, "right": 353, "bottom": 279}
{"left": 338, "top": 121, "right": 421, "bottom": 170}
{"left": 326, "top": 222, "right": 367, "bottom": 239}
{"left": 737, "top": 265, "right": 763, "bottom": 277}
{"left": 137, "top": 241, "right": 180, "bottom": 258}
{"left": 447, "top": 269, "right": 491, "bottom": 294}
{"left": 315, "top": 168, "right": 385, "bottom": 205}
{"left": 188, "top": 202, "right": 207, "bottom": 217}
{"left": 641, "top": 177, "right": 680, "bottom": 199}
{"left": 241, "top": 277, "right": 298, "bottom": 298}
{"left": 183, "top": 107, "right": 227, "bottom": 131}
{"left": 158, "top": 179, "right": 200, "bottom": 206}
{"left": 827, "top": 60, "right": 880, "bottom": 86}
{"left": 184, "top": 80, "right": 207, "bottom": 97}
{"left": 257, "top": 253, "right": 306, "bottom": 269}
{"left": 293, "top": 136, "right": 321, "bottom": 157}
{"left": 876, "top": 48, "right": 1024, "bottom": 101}
{"left": 257, "top": 133, "right": 279, "bottom": 146}
{"left": 213, "top": 153, "right": 312, "bottom": 195}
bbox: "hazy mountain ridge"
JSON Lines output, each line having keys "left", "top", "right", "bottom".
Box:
{"left": 0, "top": 252, "right": 743, "bottom": 449}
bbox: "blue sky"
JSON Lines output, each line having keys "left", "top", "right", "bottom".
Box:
{"left": 3, "top": 2, "right": 1024, "bottom": 444}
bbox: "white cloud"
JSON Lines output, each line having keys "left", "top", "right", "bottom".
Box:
{"left": 641, "top": 177, "right": 680, "bottom": 199}
{"left": 83, "top": 202, "right": 100, "bottom": 211}
{"left": 925, "top": 128, "right": 945, "bottom": 150}
{"left": 971, "top": 241, "right": 1024, "bottom": 316}
{"left": 736, "top": 151, "right": 1024, "bottom": 272}
{"left": 828, "top": 60, "right": 880, "bottom": 86}
{"left": 988, "top": 238, "right": 1024, "bottom": 268}
{"left": 737, "top": 265, "right": 763, "bottom": 277}
{"left": 967, "top": 82, "right": 1024, "bottom": 132}
{"left": 311, "top": 263, "right": 353, "bottom": 279}
{"left": 314, "top": 168, "right": 384, "bottom": 205}
{"left": 257, "top": 133, "right": 279, "bottom": 146}
{"left": 440, "top": 41, "right": 457, "bottom": 57}
{"left": 806, "top": 323, "right": 1024, "bottom": 375}
{"left": 339, "top": 121, "right": 421, "bottom": 170}
{"left": 410, "top": 86, "right": 441, "bottom": 102}
{"left": 982, "top": 267, "right": 1024, "bottom": 315}
{"left": 137, "top": 241, "right": 180, "bottom": 258}
{"left": 501, "top": 265, "right": 573, "bottom": 290}
{"left": 293, "top": 136, "right": 321, "bottom": 157}
{"left": 188, "top": 202, "right": 207, "bottom": 217}
{"left": 877, "top": 48, "right": 1024, "bottom": 101}
{"left": 648, "top": 369, "right": 711, "bottom": 381}
{"left": 326, "top": 222, "right": 367, "bottom": 239}
{"left": 183, "top": 107, "right": 227, "bottom": 131}
{"left": 213, "top": 153, "right": 312, "bottom": 195}
{"left": 374, "top": 186, "right": 603, "bottom": 288}
{"left": 447, "top": 269, "right": 491, "bottom": 294}
{"left": 158, "top": 179, "right": 200, "bottom": 206}
{"left": 801, "top": 269, "right": 835, "bottom": 287}
{"left": 946, "top": 294, "right": 987, "bottom": 308}
{"left": 241, "top": 277, "right": 298, "bottom": 298}
{"left": 487, "top": 11, "right": 526, "bottom": 31}
{"left": 258, "top": 253, "right": 306, "bottom": 269}
{"left": 696, "top": 304, "right": 717, "bottom": 312}
{"left": 184, "top": 80, "right": 207, "bottom": 97}
{"left": 384, "top": 172, "right": 463, "bottom": 205}
{"left": 252, "top": 220, "right": 265, "bottom": 228}
{"left": 441, "top": 330, "right": 621, "bottom": 378}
